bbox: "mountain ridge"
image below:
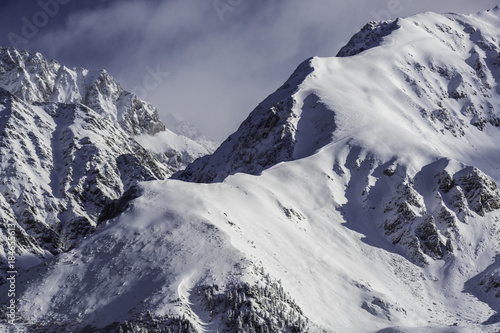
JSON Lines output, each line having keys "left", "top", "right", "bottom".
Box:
{"left": 2, "top": 6, "right": 500, "bottom": 333}
{"left": 178, "top": 6, "right": 500, "bottom": 185}
{"left": 0, "top": 47, "right": 214, "bottom": 276}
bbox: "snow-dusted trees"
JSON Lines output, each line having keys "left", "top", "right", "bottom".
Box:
{"left": 198, "top": 273, "right": 309, "bottom": 333}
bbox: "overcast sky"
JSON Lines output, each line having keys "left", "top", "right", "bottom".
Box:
{"left": 0, "top": 0, "right": 498, "bottom": 140}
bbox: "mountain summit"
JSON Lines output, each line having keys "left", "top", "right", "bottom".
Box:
{"left": 177, "top": 7, "right": 500, "bottom": 184}
{"left": 2, "top": 7, "right": 500, "bottom": 333}
{"left": 175, "top": 6, "right": 500, "bottom": 266}
{"left": 0, "top": 47, "right": 213, "bottom": 271}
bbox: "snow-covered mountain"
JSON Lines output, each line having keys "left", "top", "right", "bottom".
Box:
{"left": 175, "top": 5, "right": 500, "bottom": 267}
{"left": 3, "top": 6, "right": 500, "bottom": 333}
{"left": 163, "top": 113, "right": 218, "bottom": 151}
{"left": 0, "top": 47, "right": 214, "bottom": 276}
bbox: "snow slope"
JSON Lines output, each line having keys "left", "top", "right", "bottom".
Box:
{"left": 3, "top": 6, "right": 500, "bottom": 333}
{"left": 177, "top": 7, "right": 500, "bottom": 184}
{"left": 0, "top": 48, "right": 214, "bottom": 279}
{"left": 10, "top": 149, "right": 500, "bottom": 332}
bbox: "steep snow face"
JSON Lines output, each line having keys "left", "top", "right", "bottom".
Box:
{"left": 10, "top": 150, "right": 500, "bottom": 332}
{"left": 0, "top": 49, "right": 214, "bottom": 277}
{"left": 175, "top": 7, "right": 500, "bottom": 266}
{"left": 174, "top": 60, "right": 316, "bottom": 183}
{"left": 0, "top": 88, "right": 169, "bottom": 270}
{"left": 177, "top": 7, "right": 500, "bottom": 184}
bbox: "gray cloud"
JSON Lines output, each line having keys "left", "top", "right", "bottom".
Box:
{"left": 0, "top": 0, "right": 498, "bottom": 140}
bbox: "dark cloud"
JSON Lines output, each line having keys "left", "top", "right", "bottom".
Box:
{"left": 0, "top": 0, "right": 498, "bottom": 140}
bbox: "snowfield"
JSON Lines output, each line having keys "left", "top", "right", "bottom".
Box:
{"left": 2, "top": 6, "right": 500, "bottom": 333}
{"left": 11, "top": 149, "right": 500, "bottom": 331}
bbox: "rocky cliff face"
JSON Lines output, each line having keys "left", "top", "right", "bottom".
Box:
{"left": 0, "top": 48, "right": 213, "bottom": 276}
{"left": 0, "top": 87, "right": 169, "bottom": 270}
{"left": 0, "top": 48, "right": 164, "bottom": 136}
{"left": 379, "top": 159, "right": 500, "bottom": 265}
{"left": 173, "top": 60, "right": 322, "bottom": 183}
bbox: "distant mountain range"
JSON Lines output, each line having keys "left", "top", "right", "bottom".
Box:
{"left": 0, "top": 47, "right": 214, "bottom": 269}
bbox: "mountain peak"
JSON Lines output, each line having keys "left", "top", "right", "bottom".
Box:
{"left": 178, "top": 8, "right": 500, "bottom": 184}
{"left": 174, "top": 57, "right": 316, "bottom": 182}
{"left": 0, "top": 46, "right": 164, "bottom": 136}
{"left": 337, "top": 19, "right": 401, "bottom": 57}
{"left": 0, "top": 47, "right": 214, "bottom": 270}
